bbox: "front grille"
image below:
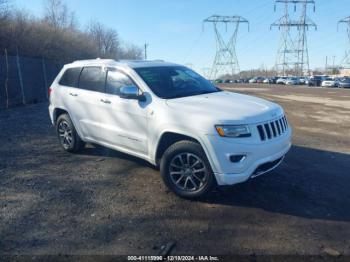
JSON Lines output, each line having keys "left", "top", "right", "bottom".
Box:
{"left": 257, "top": 116, "right": 289, "bottom": 141}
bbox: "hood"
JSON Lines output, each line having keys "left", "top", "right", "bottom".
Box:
{"left": 165, "top": 91, "right": 283, "bottom": 124}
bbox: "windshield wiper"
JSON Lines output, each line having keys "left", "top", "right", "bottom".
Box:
{"left": 166, "top": 90, "right": 221, "bottom": 99}
{"left": 194, "top": 90, "right": 221, "bottom": 96}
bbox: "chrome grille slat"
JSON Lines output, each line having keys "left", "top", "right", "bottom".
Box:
{"left": 257, "top": 125, "right": 265, "bottom": 140}
{"left": 270, "top": 122, "right": 277, "bottom": 137}
{"left": 276, "top": 120, "right": 281, "bottom": 135}
{"left": 264, "top": 124, "right": 272, "bottom": 139}
{"left": 281, "top": 117, "right": 285, "bottom": 129}
{"left": 262, "top": 125, "right": 268, "bottom": 140}
{"left": 279, "top": 119, "right": 284, "bottom": 133}
{"left": 257, "top": 115, "right": 289, "bottom": 141}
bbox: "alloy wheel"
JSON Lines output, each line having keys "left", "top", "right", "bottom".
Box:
{"left": 58, "top": 120, "right": 73, "bottom": 149}
{"left": 169, "top": 153, "right": 208, "bottom": 192}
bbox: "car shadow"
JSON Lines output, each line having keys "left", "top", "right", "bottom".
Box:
{"left": 77, "top": 144, "right": 157, "bottom": 169}
{"left": 77, "top": 143, "right": 350, "bottom": 222}
{"left": 202, "top": 145, "right": 350, "bottom": 222}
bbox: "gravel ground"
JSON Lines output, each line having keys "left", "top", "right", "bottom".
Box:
{"left": 0, "top": 84, "right": 350, "bottom": 257}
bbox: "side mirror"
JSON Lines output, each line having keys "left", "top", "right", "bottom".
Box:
{"left": 119, "top": 86, "right": 146, "bottom": 102}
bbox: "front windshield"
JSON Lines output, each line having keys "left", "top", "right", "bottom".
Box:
{"left": 134, "top": 66, "right": 221, "bottom": 99}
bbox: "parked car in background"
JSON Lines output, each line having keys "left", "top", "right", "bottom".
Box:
{"left": 249, "top": 77, "right": 258, "bottom": 83}
{"left": 48, "top": 59, "right": 292, "bottom": 198}
{"left": 263, "top": 78, "right": 276, "bottom": 84}
{"left": 263, "top": 78, "right": 270, "bottom": 84}
{"left": 256, "top": 77, "right": 265, "bottom": 83}
{"left": 338, "top": 78, "right": 350, "bottom": 88}
{"left": 285, "top": 77, "right": 300, "bottom": 85}
{"left": 321, "top": 78, "right": 338, "bottom": 88}
{"left": 276, "top": 77, "right": 288, "bottom": 85}
{"left": 308, "top": 76, "right": 326, "bottom": 87}
{"left": 299, "top": 77, "right": 307, "bottom": 85}
{"left": 271, "top": 77, "right": 279, "bottom": 84}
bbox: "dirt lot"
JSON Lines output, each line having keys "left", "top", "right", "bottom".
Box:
{"left": 1, "top": 84, "right": 350, "bottom": 256}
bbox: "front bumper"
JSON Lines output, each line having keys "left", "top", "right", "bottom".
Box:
{"left": 203, "top": 129, "right": 292, "bottom": 185}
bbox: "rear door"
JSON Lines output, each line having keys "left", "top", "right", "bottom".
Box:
{"left": 73, "top": 66, "right": 107, "bottom": 141}
{"left": 57, "top": 67, "right": 84, "bottom": 132}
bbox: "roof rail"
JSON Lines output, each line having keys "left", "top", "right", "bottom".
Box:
{"left": 72, "top": 58, "right": 116, "bottom": 64}
{"left": 118, "top": 59, "right": 165, "bottom": 63}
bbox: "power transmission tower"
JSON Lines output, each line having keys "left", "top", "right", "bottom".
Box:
{"left": 271, "top": 0, "right": 316, "bottom": 76}
{"left": 203, "top": 15, "right": 249, "bottom": 80}
{"left": 338, "top": 16, "right": 350, "bottom": 68}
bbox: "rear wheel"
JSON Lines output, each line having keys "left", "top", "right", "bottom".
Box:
{"left": 160, "top": 140, "right": 215, "bottom": 198}
{"left": 56, "top": 114, "right": 85, "bottom": 152}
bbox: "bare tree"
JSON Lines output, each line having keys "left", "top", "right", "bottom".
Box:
{"left": 0, "top": 0, "right": 8, "bottom": 12}
{"left": 0, "top": 0, "right": 10, "bottom": 22}
{"left": 43, "top": 0, "right": 76, "bottom": 29}
{"left": 87, "top": 21, "right": 120, "bottom": 59}
{"left": 0, "top": 0, "right": 141, "bottom": 62}
{"left": 120, "top": 43, "right": 143, "bottom": 60}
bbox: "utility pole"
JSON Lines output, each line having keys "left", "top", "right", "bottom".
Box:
{"left": 338, "top": 16, "right": 350, "bottom": 68}
{"left": 325, "top": 56, "right": 328, "bottom": 72}
{"left": 271, "top": 0, "right": 317, "bottom": 76}
{"left": 144, "top": 43, "right": 148, "bottom": 60}
{"left": 203, "top": 15, "right": 249, "bottom": 80}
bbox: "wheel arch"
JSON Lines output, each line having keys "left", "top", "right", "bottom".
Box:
{"left": 52, "top": 107, "right": 85, "bottom": 142}
{"left": 154, "top": 130, "right": 212, "bottom": 168}
{"left": 53, "top": 107, "right": 69, "bottom": 125}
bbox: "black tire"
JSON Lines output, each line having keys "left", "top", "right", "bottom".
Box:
{"left": 56, "top": 114, "right": 85, "bottom": 152}
{"left": 160, "top": 140, "right": 215, "bottom": 199}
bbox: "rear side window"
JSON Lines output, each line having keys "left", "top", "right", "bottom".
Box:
{"left": 79, "top": 67, "right": 106, "bottom": 93}
{"left": 106, "top": 70, "right": 134, "bottom": 95}
{"left": 59, "top": 67, "right": 82, "bottom": 87}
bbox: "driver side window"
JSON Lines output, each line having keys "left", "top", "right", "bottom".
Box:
{"left": 106, "top": 69, "right": 134, "bottom": 95}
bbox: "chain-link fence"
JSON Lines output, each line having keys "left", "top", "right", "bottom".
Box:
{"left": 0, "top": 50, "right": 64, "bottom": 109}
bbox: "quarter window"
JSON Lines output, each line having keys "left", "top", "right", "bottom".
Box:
{"left": 106, "top": 70, "right": 135, "bottom": 95}
{"left": 79, "top": 67, "right": 106, "bottom": 93}
{"left": 59, "top": 67, "right": 82, "bottom": 87}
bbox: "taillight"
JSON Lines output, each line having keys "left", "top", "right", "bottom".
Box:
{"left": 48, "top": 87, "right": 52, "bottom": 97}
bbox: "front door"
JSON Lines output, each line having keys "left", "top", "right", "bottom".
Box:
{"left": 98, "top": 68, "right": 149, "bottom": 154}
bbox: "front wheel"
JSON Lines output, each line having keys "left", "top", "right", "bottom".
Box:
{"left": 160, "top": 141, "right": 215, "bottom": 199}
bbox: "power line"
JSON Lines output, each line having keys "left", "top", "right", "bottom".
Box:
{"left": 182, "top": 31, "right": 204, "bottom": 64}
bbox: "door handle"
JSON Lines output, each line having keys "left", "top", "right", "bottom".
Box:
{"left": 100, "top": 99, "right": 111, "bottom": 104}
{"left": 69, "top": 93, "right": 78, "bottom": 97}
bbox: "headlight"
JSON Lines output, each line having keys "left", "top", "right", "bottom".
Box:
{"left": 215, "top": 125, "right": 251, "bottom": 138}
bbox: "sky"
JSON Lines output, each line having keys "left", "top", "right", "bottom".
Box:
{"left": 12, "top": 0, "right": 350, "bottom": 75}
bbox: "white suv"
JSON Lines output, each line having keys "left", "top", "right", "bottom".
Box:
{"left": 49, "top": 59, "right": 292, "bottom": 198}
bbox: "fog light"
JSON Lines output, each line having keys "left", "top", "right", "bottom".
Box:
{"left": 230, "top": 154, "right": 246, "bottom": 163}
